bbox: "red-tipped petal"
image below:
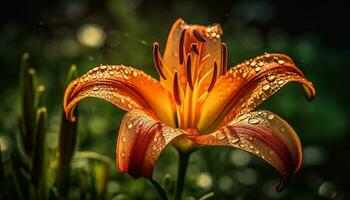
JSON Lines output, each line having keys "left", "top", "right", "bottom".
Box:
{"left": 116, "top": 109, "right": 185, "bottom": 178}
{"left": 64, "top": 65, "right": 176, "bottom": 126}
{"left": 193, "top": 110, "right": 302, "bottom": 181}
{"left": 198, "top": 53, "right": 316, "bottom": 133}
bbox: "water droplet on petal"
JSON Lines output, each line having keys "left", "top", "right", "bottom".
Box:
{"left": 121, "top": 136, "right": 127, "bottom": 143}
{"left": 132, "top": 71, "right": 138, "bottom": 77}
{"left": 93, "top": 86, "right": 99, "bottom": 91}
{"left": 262, "top": 84, "right": 270, "bottom": 91}
{"left": 254, "top": 67, "right": 261, "bottom": 72}
{"left": 267, "top": 113, "right": 275, "bottom": 120}
{"left": 277, "top": 59, "right": 285, "bottom": 64}
{"left": 250, "top": 61, "right": 256, "bottom": 67}
{"left": 248, "top": 117, "right": 260, "bottom": 125}
{"left": 230, "top": 137, "right": 239, "bottom": 144}
{"left": 127, "top": 123, "right": 133, "bottom": 129}
{"left": 120, "top": 151, "right": 126, "bottom": 159}
{"left": 239, "top": 143, "right": 246, "bottom": 148}
{"left": 249, "top": 145, "right": 254, "bottom": 149}
{"left": 277, "top": 80, "right": 284, "bottom": 85}
{"left": 216, "top": 132, "right": 226, "bottom": 140}
{"left": 267, "top": 75, "right": 276, "bottom": 82}
{"left": 268, "top": 150, "right": 274, "bottom": 155}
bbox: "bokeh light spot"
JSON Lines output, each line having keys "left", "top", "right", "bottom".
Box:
{"left": 77, "top": 24, "right": 106, "bottom": 48}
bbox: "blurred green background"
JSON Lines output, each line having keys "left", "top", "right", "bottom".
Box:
{"left": 1, "top": 0, "right": 349, "bottom": 199}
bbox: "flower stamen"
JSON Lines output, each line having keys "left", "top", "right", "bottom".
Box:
{"left": 173, "top": 72, "right": 182, "bottom": 105}
{"left": 186, "top": 54, "right": 193, "bottom": 90}
{"left": 221, "top": 43, "right": 227, "bottom": 76}
{"left": 153, "top": 42, "right": 167, "bottom": 80}
{"left": 207, "top": 62, "right": 218, "bottom": 92}
{"left": 192, "top": 30, "right": 206, "bottom": 42}
{"left": 179, "top": 29, "right": 186, "bottom": 64}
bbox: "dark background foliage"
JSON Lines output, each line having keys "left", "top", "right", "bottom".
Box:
{"left": 1, "top": 0, "right": 349, "bottom": 199}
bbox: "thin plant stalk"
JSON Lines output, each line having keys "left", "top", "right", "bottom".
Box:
{"left": 174, "top": 152, "right": 190, "bottom": 200}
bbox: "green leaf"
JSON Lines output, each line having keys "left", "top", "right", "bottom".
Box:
{"left": 35, "top": 85, "right": 46, "bottom": 108}
{"left": 20, "top": 64, "right": 38, "bottom": 157}
{"left": 31, "top": 107, "right": 48, "bottom": 200}
{"left": 55, "top": 65, "right": 78, "bottom": 197}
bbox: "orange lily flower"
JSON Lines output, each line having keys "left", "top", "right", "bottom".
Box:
{"left": 63, "top": 19, "right": 315, "bottom": 186}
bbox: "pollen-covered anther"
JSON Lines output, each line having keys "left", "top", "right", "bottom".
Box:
{"left": 173, "top": 72, "right": 182, "bottom": 105}
{"left": 152, "top": 42, "right": 167, "bottom": 80}
{"left": 221, "top": 42, "right": 228, "bottom": 75}
{"left": 186, "top": 54, "right": 193, "bottom": 90}
{"left": 192, "top": 30, "right": 206, "bottom": 42}
{"left": 208, "top": 62, "right": 218, "bottom": 92}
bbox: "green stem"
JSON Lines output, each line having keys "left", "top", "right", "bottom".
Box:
{"left": 174, "top": 152, "right": 190, "bottom": 200}
{"left": 149, "top": 178, "right": 169, "bottom": 200}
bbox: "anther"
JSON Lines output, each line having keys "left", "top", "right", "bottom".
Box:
{"left": 186, "top": 54, "right": 193, "bottom": 90}
{"left": 191, "top": 43, "right": 199, "bottom": 55}
{"left": 179, "top": 29, "right": 186, "bottom": 65}
{"left": 192, "top": 30, "right": 206, "bottom": 42}
{"left": 153, "top": 42, "right": 167, "bottom": 80}
{"left": 173, "top": 72, "right": 181, "bottom": 105}
{"left": 208, "top": 62, "right": 218, "bottom": 92}
{"left": 221, "top": 43, "right": 227, "bottom": 75}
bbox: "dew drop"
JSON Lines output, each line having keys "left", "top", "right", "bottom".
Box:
{"left": 258, "top": 61, "right": 264, "bottom": 66}
{"left": 121, "top": 136, "right": 127, "bottom": 143}
{"left": 277, "top": 80, "right": 284, "bottom": 85}
{"left": 92, "top": 86, "right": 99, "bottom": 91}
{"left": 267, "top": 75, "right": 276, "bottom": 82}
{"left": 267, "top": 113, "right": 275, "bottom": 120}
{"left": 230, "top": 137, "right": 239, "bottom": 144}
{"left": 249, "top": 145, "right": 254, "bottom": 149}
{"left": 255, "top": 150, "right": 260, "bottom": 154}
{"left": 268, "top": 150, "right": 274, "bottom": 155}
{"left": 132, "top": 71, "right": 138, "bottom": 77}
{"left": 254, "top": 67, "right": 261, "bottom": 72}
{"left": 280, "top": 127, "right": 285, "bottom": 132}
{"left": 127, "top": 123, "right": 133, "bottom": 129}
{"left": 216, "top": 132, "right": 226, "bottom": 140}
{"left": 264, "top": 53, "right": 271, "bottom": 58}
{"left": 250, "top": 61, "right": 256, "bottom": 67}
{"left": 73, "top": 81, "right": 78, "bottom": 85}
{"left": 239, "top": 143, "right": 246, "bottom": 148}
{"left": 248, "top": 117, "right": 260, "bottom": 125}
{"left": 121, "top": 151, "right": 126, "bottom": 159}
{"left": 262, "top": 84, "right": 270, "bottom": 91}
{"left": 277, "top": 59, "right": 285, "bottom": 64}
{"left": 100, "top": 66, "right": 107, "bottom": 70}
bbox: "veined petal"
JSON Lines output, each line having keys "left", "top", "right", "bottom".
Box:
{"left": 116, "top": 109, "right": 185, "bottom": 178}
{"left": 64, "top": 65, "right": 176, "bottom": 126}
{"left": 193, "top": 111, "right": 302, "bottom": 184}
{"left": 197, "top": 54, "right": 316, "bottom": 133}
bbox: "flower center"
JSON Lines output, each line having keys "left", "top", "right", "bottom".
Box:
{"left": 153, "top": 26, "right": 227, "bottom": 129}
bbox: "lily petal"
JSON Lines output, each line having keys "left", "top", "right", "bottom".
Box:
{"left": 116, "top": 109, "right": 185, "bottom": 178}
{"left": 64, "top": 65, "right": 176, "bottom": 126}
{"left": 198, "top": 54, "right": 316, "bottom": 133}
{"left": 193, "top": 110, "right": 302, "bottom": 183}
